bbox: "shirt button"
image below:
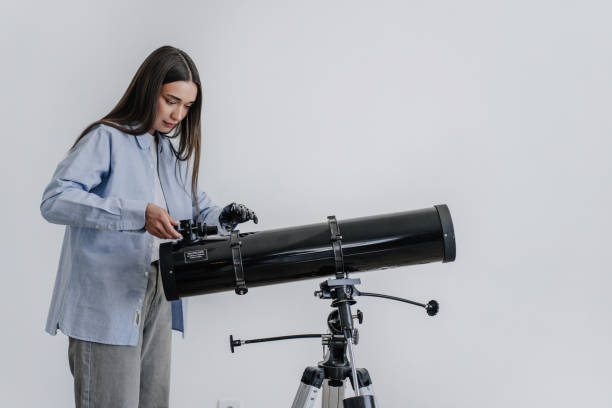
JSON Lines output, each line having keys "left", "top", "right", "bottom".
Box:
{"left": 150, "top": 164, "right": 154, "bottom": 169}
{"left": 144, "top": 271, "right": 149, "bottom": 277}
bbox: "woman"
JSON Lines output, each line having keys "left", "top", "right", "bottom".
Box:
{"left": 40, "top": 45, "right": 257, "bottom": 408}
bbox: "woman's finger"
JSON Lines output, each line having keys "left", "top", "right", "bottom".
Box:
{"left": 153, "top": 221, "right": 171, "bottom": 239}
{"left": 152, "top": 222, "right": 168, "bottom": 239}
{"left": 162, "top": 216, "right": 182, "bottom": 239}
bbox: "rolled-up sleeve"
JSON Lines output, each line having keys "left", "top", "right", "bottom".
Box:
{"left": 40, "top": 126, "right": 148, "bottom": 231}
{"left": 192, "top": 187, "right": 224, "bottom": 234}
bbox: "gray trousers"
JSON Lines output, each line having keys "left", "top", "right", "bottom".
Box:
{"left": 68, "top": 261, "right": 172, "bottom": 408}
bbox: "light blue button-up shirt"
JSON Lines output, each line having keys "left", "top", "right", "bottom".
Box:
{"left": 41, "top": 123, "right": 224, "bottom": 346}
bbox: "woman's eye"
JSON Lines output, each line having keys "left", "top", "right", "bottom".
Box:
{"left": 165, "top": 99, "right": 176, "bottom": 105}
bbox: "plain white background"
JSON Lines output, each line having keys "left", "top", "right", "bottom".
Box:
{"left": 1, "top": 0, "right": 611, "bottom": 407}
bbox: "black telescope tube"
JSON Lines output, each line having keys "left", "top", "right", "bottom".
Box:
{"left": 160, "top": 204, "right": 455, "bottom": 300}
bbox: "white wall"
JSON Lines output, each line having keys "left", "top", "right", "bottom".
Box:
{"left": 2, "top": 0, "right": 611, "bottom": 406}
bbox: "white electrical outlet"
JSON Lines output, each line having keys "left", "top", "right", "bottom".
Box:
{"left": 218, "top": 400, "right": 241, "bottom": 408}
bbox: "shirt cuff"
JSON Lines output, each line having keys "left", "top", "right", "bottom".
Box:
{"left": 118, "top": 198, "right": 148, "bottom": 230}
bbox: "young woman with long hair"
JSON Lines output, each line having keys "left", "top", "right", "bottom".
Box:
{"left": 41, "top": 45, "right": 257, "bottom": 407}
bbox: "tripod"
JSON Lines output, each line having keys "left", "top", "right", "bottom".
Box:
{"left": 230, "top": 277, "right": 438, "bottom": 408}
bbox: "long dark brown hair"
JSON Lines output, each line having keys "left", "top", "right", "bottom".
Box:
{"left": 73, "top": 45, "right": 204, "bottom": 217}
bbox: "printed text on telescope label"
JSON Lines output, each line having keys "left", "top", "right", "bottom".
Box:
{"left": 184, "top": 248, "right": 208, "bottom": 263}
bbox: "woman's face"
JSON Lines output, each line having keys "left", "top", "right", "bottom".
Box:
{"left": 149, "top": 80, "right": 198, "bottom": 135}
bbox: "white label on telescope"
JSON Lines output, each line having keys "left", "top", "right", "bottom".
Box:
{"left": 184, "top": 248, "right": 208, "bottom": 263}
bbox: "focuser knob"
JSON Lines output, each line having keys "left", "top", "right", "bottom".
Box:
{"left": 173, "top": 220, "right": 219, "bottom": 245}
{"left": 199, "top": 224, "right": 218, "bottom": 237}
{"left": 352, "top": 309, "right": 363, "bottom": 324}
{"left": 177, "top": 219, "right": 198, "bottom": 243}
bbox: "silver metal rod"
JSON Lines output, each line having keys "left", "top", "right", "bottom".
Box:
{"left": 346, "top": 337, "right": 360, "bottom": 397}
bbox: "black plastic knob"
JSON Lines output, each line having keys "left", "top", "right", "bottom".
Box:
{"left": 426, "top": 300, "right": 439, "bottom": 316}
{"left": 354, "top": 309, "right": 363, "bottom": 324}
{"left": 229, "top": 335, "right": 241, "bottom": 353}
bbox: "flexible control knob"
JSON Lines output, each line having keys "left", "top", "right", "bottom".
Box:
{"left": 426, "top": 300, "right": 439, "bottom": 316}
{"left": 229, "top": 335, "right": 243, "bottom": 353}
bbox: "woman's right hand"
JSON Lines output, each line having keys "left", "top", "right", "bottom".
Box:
{"left": 145, "top": 203, "right": 182, "bottom": 239}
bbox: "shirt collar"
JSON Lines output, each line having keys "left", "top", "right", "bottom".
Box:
{"left": 135, "top": 133, "right": 152, "bottom": 150}
{"left": 147, "top": 130, "right": 171, "bottom": 155}
{"left": 118, "top": 122, "right": 152, "bottom": 150}
{"left": 123, "top": 123, "right": 171, "bottom": 153}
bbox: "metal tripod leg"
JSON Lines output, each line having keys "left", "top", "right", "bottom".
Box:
{"left": 351, "top": 369, "right": 376, "bottom": 397}
{"left": 291, "top": 367, "right": 325, "bottom": 408}
{"left": 291, "top": 367, "right": 379, "bottom": 408}
{"left": 322, "top": 379, "right": 345, "bottom": 408}
{"left": 344, "top": 369, "right": 378, "bottom": 408}
{"left": 290, "top": 370, "right": 347, "bottom": 408}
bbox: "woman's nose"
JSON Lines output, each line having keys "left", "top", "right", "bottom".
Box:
{"left": 171, "top": 107, "right": 185, "bottom": 121}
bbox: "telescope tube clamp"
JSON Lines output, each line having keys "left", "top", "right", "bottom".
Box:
{"left": 230, "top": 231, "right": 248, "bottom": 295}
{"left": 327, "top": 215, "right": 346, "bottom": 279}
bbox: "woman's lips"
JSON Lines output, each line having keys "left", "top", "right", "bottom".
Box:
{"left": 163, "top": 121, "right": 176, "bottom": 128}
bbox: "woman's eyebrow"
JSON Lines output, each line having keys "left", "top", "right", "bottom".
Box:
{"left": 166, "top": 93, "right": 195, "bottom": 104}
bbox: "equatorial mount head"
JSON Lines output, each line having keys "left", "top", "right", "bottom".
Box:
{"left": 314, "top": 278, "right": 362, "bottom": 300}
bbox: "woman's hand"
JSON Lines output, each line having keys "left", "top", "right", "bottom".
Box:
{"left": 145, "top": 203, "right": 182, "bottom": 239}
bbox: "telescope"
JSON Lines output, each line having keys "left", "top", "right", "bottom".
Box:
{"left": 160, "top": 204, "right": 455, "bottom": 299}
{"left": 159, "top": 204, "right": 455, "bottom": 408}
